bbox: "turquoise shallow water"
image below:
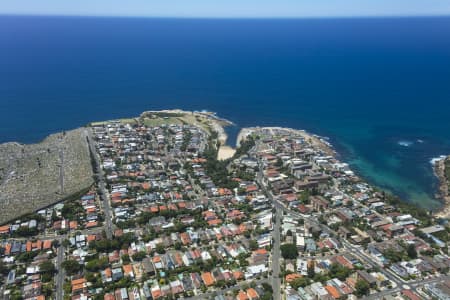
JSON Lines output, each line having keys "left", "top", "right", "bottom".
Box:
{"left": 1, "top": 16, "right": 450, "bottom": 209}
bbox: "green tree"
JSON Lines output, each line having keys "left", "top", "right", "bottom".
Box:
{"left": 383, "top": 249, "right": 405, "bottom": 263}
{"left": 85, "top": 272, "right": 97, "bottom": 283}
{"left": 329, "top": 263, "right": 351, "bottom": 281}
{"left": 233, "top": 136, "right": 255, "bottom": 158}
{"left": 215, "top": 280, "right": 226, "bottom": 288}
{"left": 39, "top": 261, "right": 56, "bottom": 274}
{"left": 291, "top": 277, "right": 310, "bottom": 289}
{"left": 61, "top": 259, "right": 82, "bottom": 275}
{"left": 0, "top": 260, "right": 8, "bottom": 276}
{"left": 238, "top": 253, "right": 249, "bottom": 268}
{"left": 174, "top": 242, "right": 182, "bottom": 250}
{"left": 355, "top": 279, "right": 370, "bottom": 297}
{"left": 42, "top": 283, "right": 54, "bottom": 297}
{"left": 261, "top": 292, "right": 273, "bottom": 300}
{"left": 280, "top": 244, "right": 298, "bottom": 260}
{"left": 39, "top": 260, "right": 56, "bottom": 282}
{"left": 85, "top": 257, "right": 108, "bottom": 272}
{"left": 121, "top": 254, "right": 131, "bottom": 263}
{"left": 16, "top": 251, "right": 38, "bottom": 263}
{"left": 132, "top": 251, "right": 147, "bottom": 261}
{"left": 13, "top": 226, "right": 38, "bottom": 237}
{"left": 407, "top": 244, "right": 418, "bottom": 259}
{"left": 51, "top": 240, "right": 60, "bottom": 248}
{"left": 249, "top": 240, "right": 259, "bottom": 251}
{"left": 262, "top": 282, "right": 273, "bottom": 293}
{"left": 155, "top": 243, "right": 166, "bottom": 254}
{"left": 62, "top": 239, "right": 71, "bottom": 248}
{"left": 51, "top": 210, "right": 59, "bottom": 222}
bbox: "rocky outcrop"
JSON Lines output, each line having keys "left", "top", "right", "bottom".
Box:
{"left": 433, "top": 155, "right": 450, "bottom": 218}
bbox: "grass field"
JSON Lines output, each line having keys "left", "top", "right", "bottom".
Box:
{"left": 91, "top": 118, "right": 138, "bottom": 126}
{"left": 91, "top": 110, "right": 222, "bottom": 137}
{"left": 140, "top": 116, "right": 183, "bottom": 127}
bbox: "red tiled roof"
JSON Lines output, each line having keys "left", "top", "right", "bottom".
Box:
{"left": 325, "top": 285, "right": 341, "bottom": 299}
{"left": 246, "top": 288, "right": 259, "bottom": 299}
{"left": 237, "top": 290, "right": 249, "bottom": 300}
{"left": 201, "top": 272, "right": 215, "bottom": 286}
{"left": 285, "top": 273, "right": 301, "bottom": 283}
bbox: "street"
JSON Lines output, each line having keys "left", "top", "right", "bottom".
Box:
{"left": 55, "top": 242, "right": 65, "bottom": 300}
{"left": 271, "top": 202, "right": 282, "bottom": 300}
{"left": 85, "top": 128, "right": 113, "bottom": 239}
{"left": 250, "top": 139, "right": 442, "bottom": 300}
{"left": 256, "top": 166, "right": 281, "bottom": 300}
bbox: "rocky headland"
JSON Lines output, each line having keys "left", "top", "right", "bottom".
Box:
{"left": 432, "top": 155, "right": 450, "bottom": 218}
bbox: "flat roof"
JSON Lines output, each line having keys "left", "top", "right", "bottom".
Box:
{"left": 421, "top": 225, "right": 445, "bottom": 235}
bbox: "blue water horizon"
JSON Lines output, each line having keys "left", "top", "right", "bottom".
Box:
{"left": 1, "top": 15, "right": 450, "bottom": 209}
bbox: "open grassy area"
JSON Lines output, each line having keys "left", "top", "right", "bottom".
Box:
{"left": 140, "top": 116, "right": 183, "bottom": 127}
{"left": 177, "top": 114, "right": 213, "bottom": 132}
{"left": 139, "top": 111, "right": 219, "bottom": 135}
{"left": 91, "top": 118, "right": 138, "bottom": 126}
{"left": 118, "top": 118, "right": 139, "bottom": 125}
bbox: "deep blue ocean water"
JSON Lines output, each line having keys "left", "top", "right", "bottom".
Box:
{"left": 1, "top": 16, "right": 450, "bottom": 208}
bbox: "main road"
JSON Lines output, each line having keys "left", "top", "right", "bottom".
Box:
{"left": 85, "top": 128, "right": 113, "bottom": 239}
{"left": 252, "top": 144, "right": 402, "bottom": 298}
{"left": 272, "top": 196, "right": 404, "bottom": 288}
{"left": 271, "top": 201, "right": 282, "bottom": 300}
{"left": 256, "top": 169, "right": 281, "bottom": 300}
{"left": 55, "top": 242, "right": 65, "bottom": 300}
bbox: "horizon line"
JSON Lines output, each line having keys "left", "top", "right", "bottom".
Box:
{"left": 2, "top": 12, "right": 450, "bottom": 20}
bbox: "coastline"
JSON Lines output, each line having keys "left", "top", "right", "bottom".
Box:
{"left": 432, "top": 155, "right": 450, "bottom": 218}
{"left": 217, "top": 145, "right": 236, "bottom": 160}
{"left": 236, "top": 126, "right": 336, "bottom": 157}
{"left": 236, "top": 126, "right": 450, "bottom": 217}
{"left": 139, "top": 109, "right": 236, "bottom": 160}
{"left": 2, "top": 109, "right": 448, "bottom": 220}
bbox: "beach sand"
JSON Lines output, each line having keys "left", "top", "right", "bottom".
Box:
{"left": 218, "top": 145, "right": 236, "bottom": 160}
{"left": 140, "top": 109, "right": 235, "bottom": 160}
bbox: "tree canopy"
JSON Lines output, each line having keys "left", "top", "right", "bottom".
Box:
{"left": 329, "top": 263, "right": 351, "bottom": 281}
{"left": 280, "top": 244, "right": 298, "bottom": 260}
{"left": 355, "top": 279, "right": 370, "bottom": 296}
{"left": 61, "top": 259, "right": 82, "bottom": 275}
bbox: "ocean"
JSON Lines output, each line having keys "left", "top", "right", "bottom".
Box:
{"left": 1, "top": 15, "right": 450, "bottom": 209}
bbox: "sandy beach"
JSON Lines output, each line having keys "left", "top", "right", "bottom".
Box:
{"left": 141, "top": 109, "right": 234, "bottom": 160}
{"left": 217, "top": 145, "right": 236, "bottom": 160}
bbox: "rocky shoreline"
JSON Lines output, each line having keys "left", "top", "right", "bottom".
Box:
{"left": 237, "top": 126, "right": 336, "bottom": 157}
{"left": 140, "top": 109, "right": 236, "bottom": 160}
{"left": 432, "top": 155, "right": 450, "bottom": 218}
{"left": 2, "top": 108, "right": 448, "bottom": 224}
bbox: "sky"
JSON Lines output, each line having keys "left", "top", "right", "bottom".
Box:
{"left": 1, "top": 0, "right": 450, "bottom": 18}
